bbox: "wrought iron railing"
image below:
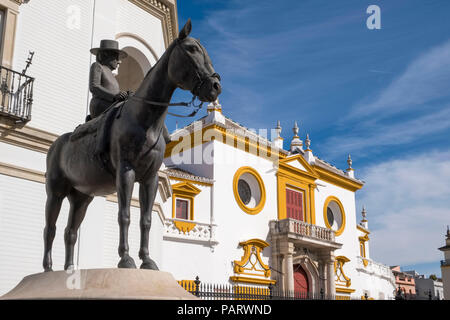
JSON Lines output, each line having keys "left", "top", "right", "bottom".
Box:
{"left": 0, "top": 65, "right": 34, "bottom": 123}
{"left": 179, "top": 276, "right": 360, "bottom": 300}
{"left": 441, "top": 259, "right": 450, "bottom": 267}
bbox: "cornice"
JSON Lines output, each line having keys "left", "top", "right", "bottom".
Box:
{"left": 128, "top": 0, "right": 178, "bottom": 49}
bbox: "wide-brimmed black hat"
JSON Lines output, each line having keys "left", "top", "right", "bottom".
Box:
{"left": 90, "top": 40, "right": 128, "bottom": 59}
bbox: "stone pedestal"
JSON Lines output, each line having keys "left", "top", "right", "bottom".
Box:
{"left": 0, "top": 268, "right": 197, "bottom": 300}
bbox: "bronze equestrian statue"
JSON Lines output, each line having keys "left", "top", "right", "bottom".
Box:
{"left": 43, "top": 19, "right": 221, "bottom": 271}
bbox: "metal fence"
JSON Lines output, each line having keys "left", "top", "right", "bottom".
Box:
{"left": 0, "top": 65, "right": 34, "bottom": 123}
{"left": 179, "top": 277, "right": 362, "bottom": 300}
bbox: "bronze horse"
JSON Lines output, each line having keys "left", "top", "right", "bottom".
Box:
{"left": 43, "top": 20, "right": 221, "bottom": 271}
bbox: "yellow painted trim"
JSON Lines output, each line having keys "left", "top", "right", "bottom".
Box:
{"left": 335, "top": 256, "right": 352, "bottom": 288}
{"left": 172, "top": 195, "right": 194, "bottom": 220}
{"left": 363, "top": 258, "right": 369, "bottom": 267}
{"left": 229, "top": 276, "right": 276, "bottom": 285}
{"left": 279, "top": 154, "right": 319, "bottom": 178}
{"left": 323, "top": 196, "right": 346, "bottom": 236}
{"left": 357, "top": 225, "right": 370, "bottom": 234}
{"left": 173, "top": 220, "right": 197, "bottom": 234}
{"left": 359, "top": 234, "right": 370, "bottom": 242}
{"left": 314, "top": 165, "right": 363, "bottom": 192}
{"left": 336, "top": 287, "right": 356, "bottom": 294}
{"left": 276, "top": 173, "right": 316, "bottom": 223}
{"left": 233, "top": 166, "right": 266, "bottom": 215}
{"left": 169, "top": 176, "right": 213, "bottom": 186}
{"left": 233, "top": 239, "right": 272, "bottom": 279}
{"left": 165, "top": 124, "right": 287, "bottom": 161}
{"left": 336, "top": 295, "right": 351, "bottom": 300}
{"left": 171, "top": 181, "right": 201, "bottom": 220}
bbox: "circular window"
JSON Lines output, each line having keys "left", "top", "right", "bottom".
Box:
{"left": 233, "top": 167, "right": 266, "bottom": 215}
{"left": 323, "top": 196, "right": 346, "bottom": 236}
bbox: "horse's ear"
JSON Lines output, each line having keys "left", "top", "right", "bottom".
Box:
{"left": 178, "top": 19, "right": 192, "bottom": 40}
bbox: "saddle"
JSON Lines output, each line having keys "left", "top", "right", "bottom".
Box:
{"left": 70, "top": 101, "right": 125, "bottom": 171}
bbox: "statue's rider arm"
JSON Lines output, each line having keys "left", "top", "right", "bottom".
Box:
{"left": 89, "top": 62, "right": 117, "bottom": 102}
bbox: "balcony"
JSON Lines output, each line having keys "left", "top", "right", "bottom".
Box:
{"left": 441, "top": 259, "right": 450, "bottom": 267}
{"left": 356, "top": 256, "right": 396, "bottom": 286}
{"left": 163, "top": 218, "right": 219, "bottom": 247}
{"left": 0, "top": 65, "right": 34, "bottom": 123}
{"left": 269, "top": 218, "right": 341, "bottom": 250}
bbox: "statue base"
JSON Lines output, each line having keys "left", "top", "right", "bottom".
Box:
{"left": 0, "top": 268, "right": 197, "bottom": 300}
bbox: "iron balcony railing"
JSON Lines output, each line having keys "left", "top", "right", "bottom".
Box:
{"left": 0, "top": 65, "right": 34, "bottom": 123}
{"left": 441, "top": 259, "right": 450, "bottom": 267}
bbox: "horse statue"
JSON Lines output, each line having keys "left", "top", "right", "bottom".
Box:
{"left": 43, "top": 19, "right": 221, "bottom": 271}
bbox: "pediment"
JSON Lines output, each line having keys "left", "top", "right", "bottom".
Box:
{"left": 171, "top": 181, "right": 201, "bottom": 196}
{"left": 279, "top": 154, "right": 318, "bottom": 179}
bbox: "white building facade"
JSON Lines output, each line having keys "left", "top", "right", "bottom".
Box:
{"left": 0, "top": 0, "right": 395, "bottom": 299}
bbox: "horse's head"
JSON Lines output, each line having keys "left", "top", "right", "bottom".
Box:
{"left": 168, "top": 19, "right": 222, "bottom": 102}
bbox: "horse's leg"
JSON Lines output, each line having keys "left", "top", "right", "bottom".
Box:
{"left": 117, "top": 162, "right": 137, "bottom": 268}
{"left": 138, "top": 174, "right": 159, "bottom": 270}
{"left": 64, "top": 188, "right": 93, "bottom": 270}
{"left": 43, "top": 192, "right": 64, "bottom": 272}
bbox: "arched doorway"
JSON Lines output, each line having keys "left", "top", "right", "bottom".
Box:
{"left": 293, "top": 264, "right": 309, "bottom": 295}
{"left": 116, "top": 46, "right": 151, "bottom": 92}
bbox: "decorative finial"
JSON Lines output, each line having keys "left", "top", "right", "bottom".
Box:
{"left": 276, "top": 120, "right": 281, "bottom": 130}
{"left": 347, "top": 154, "right": 353, "bottom": 169}
{"left": 305, "top": 133, "right": 311, "bottom": 150}
{"left": 293, "top": 121, "right": 299, "bottom": 137}
{"left": 275, "top": 120, "right": 282, "bottom": 137}
{"left": 361, "top": 206, "right": 367, "bottom": 221}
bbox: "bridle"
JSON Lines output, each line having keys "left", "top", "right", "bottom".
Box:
{"left": 130, "top": 37, "right": 220, "bottom": 118}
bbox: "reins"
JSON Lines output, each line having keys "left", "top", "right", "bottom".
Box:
{"left": 130, "top": 95, "right": 204, "bottom": 118}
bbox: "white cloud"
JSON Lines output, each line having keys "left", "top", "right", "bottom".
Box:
{"left": 349, "top": 39, "right": 450, "bottom": 120}
{"left": 322, "top": 106, "right": 450, "bottom": 159}
{"left": 357, "top": 150, "right": 450, "bottom": 266}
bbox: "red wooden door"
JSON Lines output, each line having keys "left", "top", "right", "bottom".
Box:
{"left": 286, "top": 188, "right": 303, "bottom": 221}
{"left": 293, "top": 264, "right": 309, "bottom": 295}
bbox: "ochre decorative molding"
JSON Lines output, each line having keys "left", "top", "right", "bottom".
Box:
{"left": 229, "top": 276, "right": 276, "bottom": 286}
{"left": 335, "top": 256, "right": 352, "bottom": 288}
{"left": 128, "top": 0, "right": 179, "bottom": 49}
{"left": 173, "top": 220, "right": 196, "bottom": 234}
{"left": 231, "top": 239, "right": 275, "bottom": 285}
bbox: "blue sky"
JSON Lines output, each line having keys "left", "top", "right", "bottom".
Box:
{"left": 168, "top": 0, "right": 450, "bottom": 277}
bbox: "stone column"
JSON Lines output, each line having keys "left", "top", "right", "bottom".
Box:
{"left": 319, "top": 251, "right": 335, "bottom": 297}
{"left": 280, "top": 241, "right": 295, "bottom": 293}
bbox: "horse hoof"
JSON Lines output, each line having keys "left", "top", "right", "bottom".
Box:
{"left": 44, "top": 267, "right": 53, "bottom": 272}
{"left": 64, "top": 264, "right": 75, "bottom": 271}
{"left": 140, "top": 259, "right": 159, "bottom": 270}
{"left": 118, "top": 255, "right": 137, "bottom": 269}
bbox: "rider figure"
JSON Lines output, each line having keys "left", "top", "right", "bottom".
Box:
{"left": 87, "top": 39, "right": 171, "bottom": 143}
{"left": 88, "top": 40, "right": 129, "bottom": 120}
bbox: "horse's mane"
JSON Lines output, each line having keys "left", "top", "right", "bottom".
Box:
{"left": 142, "top": 38, "right": 179, "bottom": 79}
